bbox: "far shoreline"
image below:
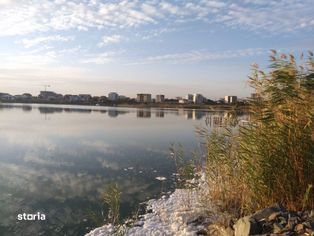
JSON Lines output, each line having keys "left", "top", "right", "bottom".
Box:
{"left": 0, "top": 101, "right": 249, "bottom": 111}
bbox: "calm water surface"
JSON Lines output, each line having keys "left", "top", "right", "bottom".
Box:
{"left": 0, "top": 103, "right": 239, "bottom": 235}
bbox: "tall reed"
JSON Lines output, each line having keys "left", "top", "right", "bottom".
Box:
{"left": 102, "top": 183, "right": 121, "bottom": 225}
{"left": 203, "top": 51, "right": 314, "bottom": 216}
{"left": 242, "top": 51, "right": 314, "bottom": 210}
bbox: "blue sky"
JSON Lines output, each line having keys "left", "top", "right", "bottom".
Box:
{"left": 0, "top": 0, "right": 313, "bottom": 99}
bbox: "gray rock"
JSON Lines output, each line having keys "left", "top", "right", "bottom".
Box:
{"left": 232, "top": 206, "right": 314, "bottom": 236}
{"left": 278, "top": 216, "right": 287, "bottom": 225}
{"left": 251, "top": 204, "right": 285, "bottom": 221}
{"left": 273, "top": 223, "right": 284, "bottom": 234}
{"left": 234, "top": 216, "right": 262, "bottom": 236}
{"left": 196, "top": 229, "right": 208, "bottom": 236}
{"left": 305, "top": 228, "right": 314, "bottom": 236}
{"left": 268, "top": 212, "right": 281, "bottom": 221}
{"left": 287, "top": 217, "right": 298, "bottom": 229}
{"left": 260, "top": 220, "right": 273, "bottom": 233}
{"left": 303, "top": 220, "right": 314, "bottom": 229}
{"left": 188, "top": 216, "right": 206, "bottom": 226}
{"left": 133, "top": 220, "right": 144, "bottom": 227}
{"left": 207, "top": 224, "right": 234, "bottom": 236}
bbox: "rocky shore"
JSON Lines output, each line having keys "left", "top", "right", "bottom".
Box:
{"left": 85, "top": 181, "right": 213, "bottom": 235}
{"left": 86, "top": 178, "right": 314, "bottom": 236}
{"left": 233, "top": 204, "right": 314, "bottom": 236}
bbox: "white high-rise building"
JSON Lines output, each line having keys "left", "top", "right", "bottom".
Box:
{"left": 193, "top": 94, "right": 204, "bottom": 104}
{"left": 108, "top": 92, "right": 119, "bottom": 101}
{"left": 224, "top": 96, "right": 237, "bottom": 104}
{"left": 156, "top": 95, "right": 165, "bottom": 103}
{"left": 186, "top": 94, "right": 193, "bottom": 103}
{"left": 137, "top": 94, "right": 152, "bottom": 103}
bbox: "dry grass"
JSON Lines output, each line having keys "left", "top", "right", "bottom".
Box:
{"left": 201, "top": 51, "right": 314, "bottom": 217}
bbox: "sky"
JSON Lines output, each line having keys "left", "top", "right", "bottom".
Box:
{"left": 0, "top": 0, "right": 313, "bottom": 99}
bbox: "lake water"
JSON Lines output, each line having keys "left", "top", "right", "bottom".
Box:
{"left": 0, "top": 103, "right": 241, "bottom": 235}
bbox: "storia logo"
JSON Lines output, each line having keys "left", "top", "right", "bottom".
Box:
{"left": 17, "top": 212, "right": 46, "bottom": 221}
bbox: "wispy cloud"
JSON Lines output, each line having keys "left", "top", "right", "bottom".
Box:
{"left": 19, "top": 35, "right": 74, "bottom": 48}
{"left": 0, "top": 51, "right": 57, "bottom": 69}
{"left": 0, "top": 0, "right": 312, "bottom": 37}
{"left": 138, "top": 27, "right": 177, "bottom": 41}
{"left": 80, "top": 52, "right": 119, "bottom": 65}
{"left": 160, "top": 2, "right": 179, "bottom": 15}
{"left": 128, "top": 48, "right": 266, "bottom": 65}
{"left": 0, "top": 0, "right": 12, "bottom": 6}
{"left": 98, "top": 35, "right": 123, "bottom": 47}
{"left": 213, "top": 1, "right": 314, "bottom": 32}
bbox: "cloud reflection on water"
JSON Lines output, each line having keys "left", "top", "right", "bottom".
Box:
{"left": 0, "top": 104, "right": 245, "bottom": 234}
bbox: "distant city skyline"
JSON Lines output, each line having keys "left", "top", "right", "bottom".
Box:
{"left": 0, "top": 0, "right": 313, "bottom": 98}
{"left": 0, "top": 90, "right": 239, "bottom": 101}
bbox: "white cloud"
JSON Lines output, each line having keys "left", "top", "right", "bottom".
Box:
{"left": 98, "top": 34, "right": 122, "bottom": 47}
{"left": 19, "top": 35, "right": 74, "bottom": 48}
{"left": 214, "top": 1, "right": 314, "bottom": 32}
{"left": 0, "top": 1, "right": 155, "bottom": 36}
{"left": 139, "top": 27, "right": 177, "bottom": 40}
{"left": 0, "top": 0, "right": 12, "bottom": 6}
{"left": 141, "top": 3, "right": 160, "bottom": 17}
{"left": 160, "top": 2, "right": 179, "bottom": 15}
{"left": 0, "top": 51, "right": 56, "bottom": 68}
{"left": 201, "top": 0, "right": 227, "bottom": 9}
{"left": 0, "top": 0, "right": 312, "bottom": 37}
{"left": 0, "top": 49, "right": 88, "bottom": 83}
{"left": 80, "top": 52, "right": 118, "bottom": 65}
{"left": 129, "top": 48, "right": 266, "bottom": 65}
{"left": 0, "top": 3, "right": 47, "bottom": 35}
{"left": 242, "top": 0, "right": 270, "bottom": 5}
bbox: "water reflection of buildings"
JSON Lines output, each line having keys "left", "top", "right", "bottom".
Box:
{"left": 155, "top": 109, "right": 164, "bottom": 118}
{"left": 213, "top": 115, "right": 224, "bottom": 127}
{"left": 38, "top": 107, "right": 63, "bottom": 114}
{"left": 37, "top": 106, "right": 131, "bottom": 117}
{"left": 193, "top": 111, "right": 205, "bottom": 120}
{"left": 21, "top": 105, "right": 32, "bottom": 112}
{"left": 107, "top": 109, "right": 129, "bottom": 118}
{"left": 38, "top": 107, "right": 93, "bottom": 114}
{"left": 0, "top": 104, "right": 134, "bottom": 118}
{"left": 64, "top": 108, "right": 92, "bottom": 113}
{"left": 203, "top": 113, "right": 226, "bottom": 127}
{"left": 108, "top": 109, "right": 119, "bottom": 117}
{"left": 185, "top": 110, "right": 193, "bottom": 119}
{"left": 137, "top": 109, "right": 151, "bottom": 118}
{"left": 182, "top": 110, "right": 206, "bottom": 120}
{"left": 205, "top": 112, "right": 250, "bottom": 127}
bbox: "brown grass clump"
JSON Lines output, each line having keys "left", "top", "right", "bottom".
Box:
{"left": 202, "top": 51, "right": 314, "bottom": 217}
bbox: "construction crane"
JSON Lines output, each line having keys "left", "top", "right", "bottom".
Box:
{"left": 43, "top": 85, "right": 51, "bottom": 92}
